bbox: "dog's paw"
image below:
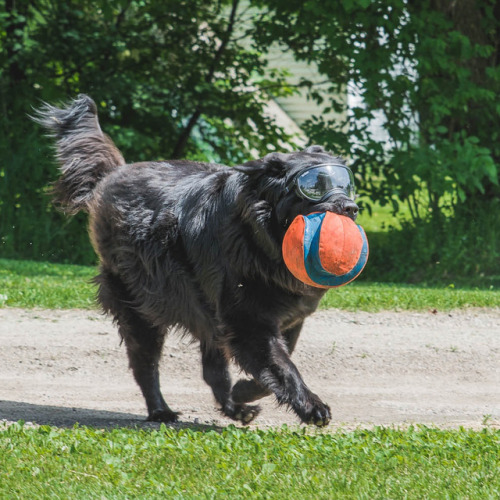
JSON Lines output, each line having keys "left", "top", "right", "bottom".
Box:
{"left": 299, "top": 397, "right": 331, "bottom": 427}
{"left": 223, "top": 403, "right": 261, "bottom": 424}
{"left": 235, "top": 404, "right": 261, "bottom": 424}
{"left": 147, "top": 408, "right": 180, "bottom": 423}
{"left": 232, "top": 378, "right": 272, "bottom": 404}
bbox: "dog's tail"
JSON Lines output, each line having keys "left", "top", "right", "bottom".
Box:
{"left": 32, "top": 94, "right": 125, "bottom": 214}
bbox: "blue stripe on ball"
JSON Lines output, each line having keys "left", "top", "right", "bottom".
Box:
{"left": 302, "top": 212, "right": 325, "bottom": 264}
{"left": 303, "top": 214, "right": 368, "bottom": 287}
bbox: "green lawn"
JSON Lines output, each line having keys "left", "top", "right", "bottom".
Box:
{"left": 1, "top": 258, "right": 498, "bottom": 311}
{"left": 0, "top": 258, "right": 96, "bottom": 309}
{"left": 1, "top": 423, "right": 498, "bottom": 499}
{"left": 322, "top": 282, "right": 500, "bottom": 311}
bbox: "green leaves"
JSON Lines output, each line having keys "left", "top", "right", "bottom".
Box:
{"left": 1, "top": 0, "right": 302, "bottom": 263}
{"left": 2, "top": 0, "right": 499, "bottom": 278}
{"left": 257, "top": 0, "right": 500, "bottom": 224}
{"left": 4, "top": 0, "right": 297, "bottom": 162}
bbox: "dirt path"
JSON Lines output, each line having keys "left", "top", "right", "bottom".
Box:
{"left": 1, "top": 307, "right": 499, "bottom": 430}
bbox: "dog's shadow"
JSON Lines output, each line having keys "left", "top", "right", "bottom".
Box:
{"left": 0, "top": 400, "right": 223, "bottom": 432}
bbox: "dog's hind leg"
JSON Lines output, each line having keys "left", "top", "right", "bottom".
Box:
{"left": 201, "top": 345, "right": 261, "bottom": 424}
{"left": 231, "top": 321, "right": 304, "bottom": 404}
{"left": 96, "top": 270, "right": 178, "bottom": 422}
{"left": 120, "top": 316, "right": 179, "bottom": 422}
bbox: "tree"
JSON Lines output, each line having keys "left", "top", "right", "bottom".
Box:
{"left": 254, "top": 0, "right": 500, "bottom": 220}
{"left": 2, "top": 0, "right": 498, "bottom": 281}
{"left": 0, "top": 0, "right": 297, "bottom": 263}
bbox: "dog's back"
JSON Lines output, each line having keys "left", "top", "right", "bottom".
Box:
{"left": 33, "top": 95, "right": 262, "bottom": 329}
{"left": 89, "top": 158, "right": 238, "bottom": 331}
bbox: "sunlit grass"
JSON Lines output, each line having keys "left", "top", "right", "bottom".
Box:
{"left": 0, "top": 258, "right": 96, "bottom": 309}
{"left": 322, "top": 282, "right": 500, "bottom": 312}
{"left": 0, "top": 423, "right": 498, "bottom": 499}
{"left": 1, "top": 258, "right": 498, "bottom": 311}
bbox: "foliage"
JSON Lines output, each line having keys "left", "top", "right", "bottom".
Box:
{"left": 363, "top": 203, "right": 500, "bottom": 286}
{"left": 355, "top": 195, "right": 500, "bottom": 286}
{"left": 1, "top": 1, "right": 499, "bottom": 283}
{"left": 254, "top": 0, "right": 500, "bottom": 220}
{"left": 1, "top": 258, "right": 499, "bottom": 311}
{"left": 0, "top": 0, "right": 298, "bottom": 263}
{"left": 0, "top": 131, "right": 97, "bottom": 264}
{"left": 0, "top": 423, "right": 498, "bottom": 498}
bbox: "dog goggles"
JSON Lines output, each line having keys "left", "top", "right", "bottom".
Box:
{"left": 287, "top": 164, "right": 356, "bottom": 202}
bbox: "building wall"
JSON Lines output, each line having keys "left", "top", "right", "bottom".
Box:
{"left": 266, "top": 45, "right": 347, "bottom": 131}
{"left": 235, "top": 1, "right": 347, "bottom": 138}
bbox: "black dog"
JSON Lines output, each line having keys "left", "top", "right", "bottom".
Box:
{"left": 34, "top": 95, "right": 359, "bottom": 426}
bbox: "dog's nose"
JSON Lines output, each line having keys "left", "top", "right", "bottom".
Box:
{"left": 341, "top": 199, "right": 359, "bottom": 220}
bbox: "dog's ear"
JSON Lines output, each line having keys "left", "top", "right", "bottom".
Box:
{"left": 303, "top": 145, "right": 326, "bottom": 154}
{"left": 235, "top": 152, "right": 288, "bottom": 178}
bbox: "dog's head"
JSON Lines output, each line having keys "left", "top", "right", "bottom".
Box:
{"left": 236, "top": 145, "right": 359, "bottom": 232}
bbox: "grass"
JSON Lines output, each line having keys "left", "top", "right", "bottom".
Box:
{"left": 0, "top": 258, "right": 96, "bottom": 309}
{"left": 322, "top": 282, "right": 500, "bottom": 311}
{"left": 1, "top": 258, "right": 499, "bottom": 311}
{"left": 0, "top": 423, "right": 498, "bottom": 499}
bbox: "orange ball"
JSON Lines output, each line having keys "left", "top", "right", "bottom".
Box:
{"left": 282, "top": 212, "right": 369, "bottom": 288}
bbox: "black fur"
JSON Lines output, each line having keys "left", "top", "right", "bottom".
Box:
{"left": 34, "top": 95, "right": 359, "bottom": 426}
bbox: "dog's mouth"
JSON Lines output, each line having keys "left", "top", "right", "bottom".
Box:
{"left": 278, "top": 196, "right": 359, "bottom": 236}
{"left": 313, "top": 196, "right": 359, "bottom": 221}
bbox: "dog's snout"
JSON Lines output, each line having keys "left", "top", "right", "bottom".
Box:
{"left": 315, "top": 196, "right": 359, "bottom": 221}
{"left": 341, "top": 199, "right": 359, "bottom": 220}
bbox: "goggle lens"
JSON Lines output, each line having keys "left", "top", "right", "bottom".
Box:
{"left": 295, "top": 165, "right": 355, "bottom": 201}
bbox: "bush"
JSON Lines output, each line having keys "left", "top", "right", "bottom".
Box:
{"left": 0, "top": 133, "right": 96, "bottom": 265}
{"left": 362, "top": 201, "right": 500, "bottom": 287}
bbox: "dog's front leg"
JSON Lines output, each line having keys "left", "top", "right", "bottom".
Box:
{"left": 223, "top": 314, "right": 331, "bottom": 426}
